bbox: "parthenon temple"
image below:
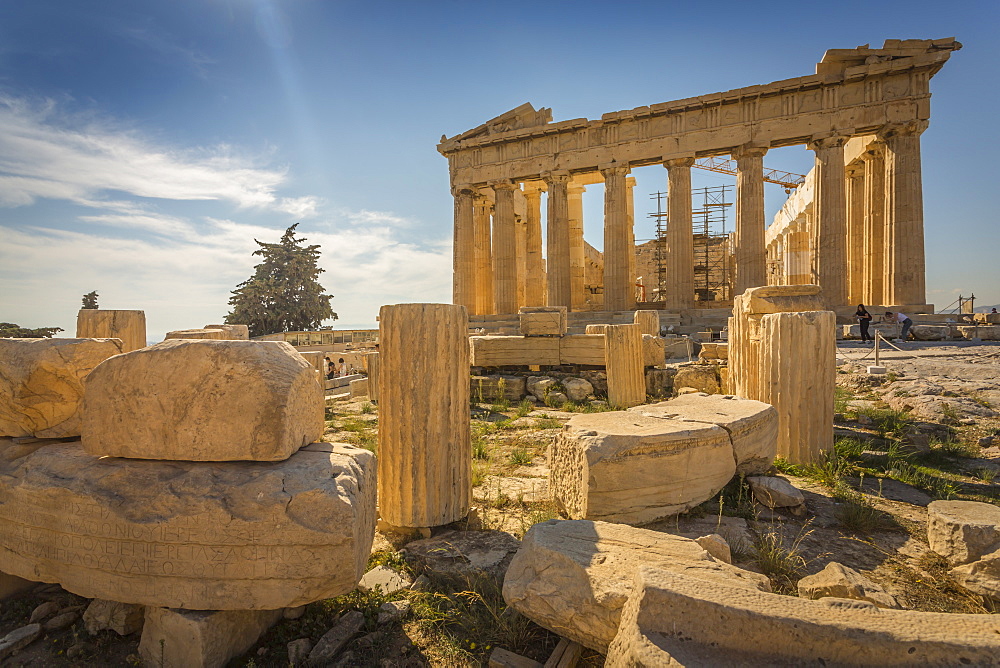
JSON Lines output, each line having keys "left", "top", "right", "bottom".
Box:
{"left": 440, "top": 38, "right": 961, "bottom": 317}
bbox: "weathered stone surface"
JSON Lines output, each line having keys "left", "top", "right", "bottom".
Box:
{"left": 798, "top": 562, "right": 899, "bottom": 608}
{"left": 958, "top": 325, "right": 1000, "bottom": 341}
{"left": 287, "top": 638, "right": 313, "bottom": 666}
{"left": 747, "top": 476, "right": 805, "bottom": 509}
{"left": 909, "top": 325, "right": 950, "bottom": 341}
{"left": 0, "top": 571, "right": 34, "bottom": 600}
{"left": 44, "top": 610, "right": 79, "bottom": 631}
{"left": 308, "top": 610, "right": 365, "bottom": 665}
{"left": 470, "top": 336, "right": 560, "bottom": 366}
{"left": 605, "top": 564, "right": 1000, "bottom": 666}
{"left": 203, "top": 324, "right": 250, "bottom": 341}
{"left": 474, "top": 475, "right": 548, "bottom": 503}
{"left": 950, "top": 547, "right": 1000, "bottom": 600}
{"left": 0, "top": 623, "right": 41, "bottom": 661}
{"left": 81, "top": 339, "right": 323, "bottom": 461}
{"left": 630, "top": 393, "right": 778, "bottom": 476}
{"left": 672, "top": 364, "right": 720, "bottom": 394}
{"left": 349, "top": 377, "right": 368, "bottom": 398}
{"left": 550, "top": 411, "right": 735, "bottom": 523}
{"left": 377, "top": 600, "right": 410, "bottom": 625}
{"left": 605, "top": 325, "right": 645, "bottom": 408}
{"left": 489, "top": 647, "right": 543, "bottom": 668}
{"left": 139, "top": 607, "right": 282, "bottom": 668}
{"left": 164, "top": 328, "right": 228, "bottom": 340}
{"left": 406, "top": 530, "right": 520, "bottom": 580}
{"left": 29, "top": 601, "right": 58, "bottom": 623}
{"left": 472, "top": 375, "right": 526, "bottom": 402}
{"left": 358, "top": 566, "right": 412, "bottom": 595}
{"left": 0, "top": 441, "right": 376, "bottom": 610}
{"left": 561, "top": 377, "right": 593, "bottom": 402}
{"left": 927, "top": 500, "right": 1000, "bottom": 566}
{"left": 298, "top": 351, "right": 326, "bottom": 375}
{"left": 76, "top": 309, "right": 146, "bottom": 353}
{"left": 526, "top": 376, "right": 557, "bottom": 401}
{"left": 502, "top": 520, "right": 770, "bottom": 652}
{"left": 633, "top": 310, "right": 660, "bottom": 336}
{"left": 83, "top": 598, "right": 145, "bottom": 635}
{"left": 380, "top": 304, "right": 471, "bottom": 528}
{"left": 0, "top": 338, "right": 124, "bottom": 439}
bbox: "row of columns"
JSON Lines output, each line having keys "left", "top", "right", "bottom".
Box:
{"left": 766, "top": 122, "right": 927, "bottom": 306}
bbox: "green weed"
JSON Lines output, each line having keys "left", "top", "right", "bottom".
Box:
{"left": 508, "top": 448, "right": 533, "bottom": 467}
{"left": 750, "top": 522, "right": 813, "bottom": 594}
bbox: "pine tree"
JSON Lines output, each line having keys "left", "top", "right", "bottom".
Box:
{"left": 225, "top": 224, "right": 337, "bottom": 337}
{"left": 81, "top": 291, "right": 99, "bottom": 309}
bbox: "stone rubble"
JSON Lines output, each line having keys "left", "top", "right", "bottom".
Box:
{"left": 797, "top": 561, "right": 899, "bottom": 609}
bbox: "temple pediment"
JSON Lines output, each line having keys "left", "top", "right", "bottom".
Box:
{"left": 440, "top": 103, "right": 552, "bottom": 147}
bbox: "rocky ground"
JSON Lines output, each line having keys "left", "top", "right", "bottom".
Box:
{"left": 1, "top": 340, "right": 998, "bottom": 667}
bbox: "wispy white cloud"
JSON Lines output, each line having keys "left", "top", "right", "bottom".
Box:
{"left": 0, "top": 95, "right": 310, "bottom": 214}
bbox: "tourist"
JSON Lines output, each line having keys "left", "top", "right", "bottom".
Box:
{"left": 325, "top": 356, "right": 336, "bottom": 380}
{"left": 992, "top": 308, "right": 998, "bottom": 314}
{"left": 855, "top": 304, "right": 873, "bottom": 343}
{"left": 337, "top": 357, "right": 347, "bottom": 376}
{"left": 886, "top": 311, "right": 913, "bottom": 342}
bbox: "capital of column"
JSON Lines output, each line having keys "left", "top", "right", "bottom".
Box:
{"left": 663, "top": 156, "right": 695, "bottom": 170}
{"left": 862, "top": 139, "right": 886, "bottom": 161}
{"left": 451, "top": 185, "right": 475, "bottom": 198}
{"left": 489, "top": 180, "right": 518, "bottom": 192}
{"left": 845, "top": 163, "right": 865, "bottom": 178}
{"left": 732, "top": 144, "right": 769, "bottom": 162}
{"left": 599, "top": 163, "right": 630, "bottom": 179}
{"left": 806, "top": 135, "right": 848, "bottom": 151}
{"left": 522, "top": 181, "right": 547, "bottom": 195}
{"left": 877, "top": 120, "right": 929, "bottom": 140}
{"left": 542, "top": 170, "right": 571, "bottom": 187}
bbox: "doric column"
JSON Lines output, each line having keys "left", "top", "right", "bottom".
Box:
{"left": 472, "top": 194, "right": 494, "bottom": 315}
{"left": 733, "top": 145, "right": 768, "bottom": 295}
{"left": 861, "top": 141, "right": 886, "bottom": 306}
{"left": 663, "top": 157, "right": 695, "bottom": 310}
{"left": 601, "top": 164, "right": 633, "bottom": 311}
{"left": 846, "top": 162, "right": 866, "bottom": 305}
{"left": 378, "top": 303, "right": 470, "bottom": 528}
{"left": 568, "top": 182, "right": 587, "bottom": 310}
{"left": 523, "top": 183, "right": 546, "bottom": 307}
{"left": 491, "top": 180, "right": 518, "bottom": 314}
{"left": 544, "top": 171, "right": 572, "bottom": 309}
{"left": 807, "top": 135, "right": 848, "bottom": 306}
{"left": 626, "top": 176, "right": 637, "bottom": 301}
{"left": 515, "top": 212, "right": 527, "bottom": 309}
{"left": 452, "top": 187, "right": 476, "bottom": 312}
{"left": 881, "top": 121, "right": 928, "bottom": 306}
{"left": 604, "top": 324, "right": 644, "bottom": 408}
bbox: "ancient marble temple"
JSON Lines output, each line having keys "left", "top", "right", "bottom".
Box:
{"left": 439, "top": 38, "right": 960, "bottom": 315}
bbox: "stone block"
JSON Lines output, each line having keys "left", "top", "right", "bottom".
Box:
{"left": 358, "top": 566, "right": 412, "bottom": 595}
{"left": 561, "top": 377, "right": 593, "bottom": 402}
{"left": 927, "top": 500, "right": 1000, "bottom": 566}
{"left": 0, "top": 624, "right": 41, "bottom": 661}
{"left": 957, "top": 325, "right": 1000, "bottom": 341}
{"left": 164, "top": 328, "right": 228, "bottom": 340}
{"left": 308, "top": 610, "right": 365, "bottom": 665}
{"left": 950, "top": 547, "right": 1000, "bottom": 600}
{"left": 747, "top": 476, "right": 805, "bottom": 508}
{"left": 672, "top": 363, "right": 720, "bottom": 394}
{"left": 0, "top": 442, "right": 376, "bottom": 610}
{"left": 489, "top": 647, "right": 543, "bottom": 668}
{"left": 502, "top": 520, "right": 770, "bottom": 652}
{"left": 974, "top": 313, "right": 1000, "bottom": 325}
{"left": 605, "top": 564, "right": 1000, "bottom": 666}
{"left": 81, "top": 339, "right": 323, "bottom": 461}
{"left": 76, "top": 309, "right": 146, "bottom": 352}
{"left": 526, "top": 376, "right": 557, "bottom": 401}
{"left": 0, "top": 571, "right": 34, "bottom": 600}
{"left": 349, "top": 377, "right": 368, "bottom": 398}
{"left": 518, "top": 306, "right": 567, "bottom": 337}
{"left": 471, "top": 375, "right": 526, "bottom": 402}
{"left": 910, "top": 325, "right": 950, "bottom": 341}
{"left": 558, "top": 334, "right": 605, "bottom": 365}
{"left": 83, "top": 599, "right": 145, "bottom": 635}
{"left": 633, "top": 310, "right": 660, "bottom": 336}
{"left": 406, "top": 530, "right": 521, "bottom": 579}
{"left": 797, "top": 562, "right": 899, "bottom": 609}
{"left": 298, "top": 351, "right": 326, "bottom": 375}
{"left": 470, "top": 336, "right": 560, "bottom": 366}
{"left": 0, "top": 338, "right": 124, "bottom": 439}
{"left": 662, "top": 337, "right": 692, "bottom": 359}
{"left": 695, "top": 534, "right": 731, "bottom": 564}
{"left": 203, "top": 324, "right": 250, "bottom": 340}
{"left": 138, "top": 607, "right": 282, "bottom": 668}
{"left": 697, "top": 342, "right": 728, "bottom": 361}
{"left": 549, "top": 411, "right": 736, "bottom": 523}
{"left": 629, "top": 393, "right": 777, "bottom": 476}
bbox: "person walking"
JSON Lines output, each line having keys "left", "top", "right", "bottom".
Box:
{"left": 856, "top": 304, "right": 873, "bottom": 343}
{"left": 886, "top": 311, "right": 913, "bottom": 342}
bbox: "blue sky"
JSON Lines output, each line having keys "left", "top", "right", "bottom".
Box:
{"left": 1, "top": 0, "right": 997, "bottom": 339}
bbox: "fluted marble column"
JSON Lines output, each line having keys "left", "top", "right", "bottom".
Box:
{"left": 568, "top": 182, "right": 587, "bottom": 310}
{"left": 602, "top": 164, "right": 633, "bottom": 311}
{"left": 808, "top": 136, "right": 848, "bottom": 306}
{"left": 787, "top": 224, "right": 812, "bottom": 285}
{"left": 515, "top": 213, "right": 527, "bottom": 309}
{"left": 861, "top": 141, "right": 886, "bottom": 306}
{"left": 452, "top": 187, "right": 476, "bottom": 312}
{"left": 846, "top": 163, "right": 866, "bottom": 306}
{"left": 523, "top": 183, "right": 546, "bottom": 306}
{"left": 882, "top": 121, "right": 928, "bottom": 306}
{"left": 626, "top": 176, "right": 637, "bottom": 301}
{"left": 473, "top": 194, "right": 494, "bottom": 315}
{"left": 491, "top": 181, "right": 518, "bottom": 314}
{"left": 545, "top": 172, "right": 572, "bottom": 309}
{"left": 663, "top": 157, "right": 695, "bottom": 309}
{"left": 733, "top": 145, "right": 768, "bottom": 295}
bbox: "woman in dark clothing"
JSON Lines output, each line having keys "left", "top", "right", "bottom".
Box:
{"left": 856, "top": 304, "right": 873, "bottom": 343}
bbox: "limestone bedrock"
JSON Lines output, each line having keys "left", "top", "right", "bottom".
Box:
{"left": 628, "top": 393, "right": 777, "bottom": 476}
{"left": 605, "top": 564, "right": 1000, "bottom": 666}
{"left": 0, "top": 441, "right": 376, "bottom": 610}
{"left": 502, "top": 519, "right": 770, "bottom": 652}
{"left": 81, "top": 339, "right": 323, "bottom": 461}
{"left": 0, "top": 338, "right": 124, "bottom": 439}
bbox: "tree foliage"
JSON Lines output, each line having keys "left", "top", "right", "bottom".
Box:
{"left": 0, "top": 323, "right": 64, "bottom": 338}
{"left": 225, "top": 224, "right": 337, "bottom": 337}
{"left": 81, "top": 291, "right": 99, "bottom": 309}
